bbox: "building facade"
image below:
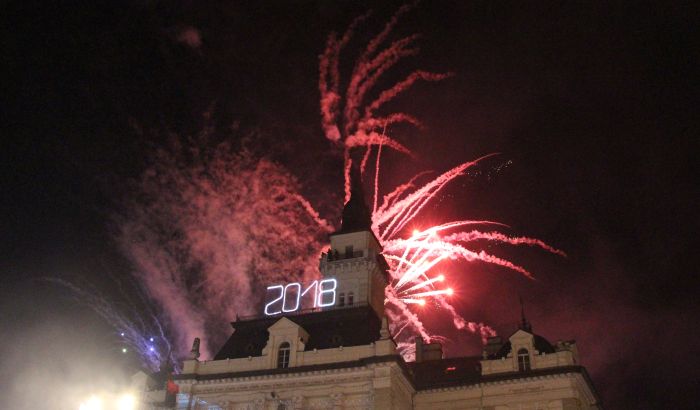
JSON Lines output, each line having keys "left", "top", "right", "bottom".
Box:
{"left": 139, "top": 184, "right": 601, "bottom": 409}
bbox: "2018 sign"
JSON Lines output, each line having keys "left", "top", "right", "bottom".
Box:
{"left": 264, "top": 278, "right": 337, "bottom": 316}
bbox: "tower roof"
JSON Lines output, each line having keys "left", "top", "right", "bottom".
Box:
{"left": 337, "top": 166, "right": 372, "bottom": 234}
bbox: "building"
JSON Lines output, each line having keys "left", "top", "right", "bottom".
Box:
{"left": 144, "top": 182, "right": 601, "bottom": 409}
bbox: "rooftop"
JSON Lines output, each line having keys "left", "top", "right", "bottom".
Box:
{"left": 214, "top": 305, "right": 382, "bottom": 360}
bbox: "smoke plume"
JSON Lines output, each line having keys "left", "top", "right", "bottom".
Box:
{"left": 114, "top": 135, "right": 332, "bottom": 358}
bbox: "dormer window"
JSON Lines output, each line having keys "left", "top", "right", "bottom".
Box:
{"left": 517, "top": 348, "right": 531, "bottom": 371}
{"left": 277, "top": 342, "right": 291, "bottom": 369}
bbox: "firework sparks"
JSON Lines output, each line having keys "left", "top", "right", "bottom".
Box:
{"left": 374, "top": 162, "right": 563, "bottom": 357}
{"left": 71, "top": 3, "right": 565, "bottom": 369}
{"left": 44, "top": 278, "right": 179, "bottom": 373}
{"left": 319, "top": 1, "right": 452, "bottom": 202}
{"left": 397, "top": 274, "right": 444, "bottom": 294}
{"left": 320, "top": 4, "right": 564, "bottom": 358}
{"left": 400, "top": 298, "right": 426, "bottom": 305}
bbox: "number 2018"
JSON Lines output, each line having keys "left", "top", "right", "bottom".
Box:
{"left": 264, "top": 278, "right": 337, "bottom": 315}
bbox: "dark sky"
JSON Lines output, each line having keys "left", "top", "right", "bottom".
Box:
{"left": 2, "top": 1, "right": 698, "bottom": 409}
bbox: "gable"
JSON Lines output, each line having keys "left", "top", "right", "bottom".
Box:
{"left": 267, "top": 317, "right": 302, "bottom": 332}
{"left": 509, "top": 329, "right": 534, "bottom": 342}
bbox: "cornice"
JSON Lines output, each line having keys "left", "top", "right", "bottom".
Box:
{"left": 175, "top": 354, "right": 403, "bottom": 383}
{"left": 415, "top": 365, "right": 592, "bottom": 392}
{"left": 190, "top": 372, "right": 374, "bottom": 395}
{"left": 178, "top": 356, "right": 600, "bottom": 407}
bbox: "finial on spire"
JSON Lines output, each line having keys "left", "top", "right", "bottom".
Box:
{"left": 519, "top": 295, "right": 532, "bottom": 332}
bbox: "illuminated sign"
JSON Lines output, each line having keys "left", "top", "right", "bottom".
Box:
{"left": 264, "top": 278, "right": 337, "bottom": 316}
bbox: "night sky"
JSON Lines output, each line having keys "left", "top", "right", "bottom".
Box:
{"left": 2, "top": 1, "right": 698, "bottom": 409}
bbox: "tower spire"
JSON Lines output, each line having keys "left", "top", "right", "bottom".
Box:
{"left": 519, "top": 295, "right": 532, "bottom": 332}
{"left": 338, "top": 164, "right": 372, "bottom": 233}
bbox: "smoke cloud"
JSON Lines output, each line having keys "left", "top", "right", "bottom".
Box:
{"left": 114, "top": 135, "right": 331, "bottom": 359}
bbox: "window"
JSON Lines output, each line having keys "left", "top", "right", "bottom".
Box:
{"left": 345, "top": 245, "right": 353, "bottom": 258}
{"left": 277, "top": 342, "right": 290, "bottom": 369}
{"left": 347, "top": 292, "right": 354, "bottom": 305}
{"left": 517, "top": 348, "right": 531, "bottom": 371}
{"left": 338, "top": 292, "right": 345, "bottom": 307}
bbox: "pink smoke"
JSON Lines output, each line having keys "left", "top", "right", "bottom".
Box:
{"left": 115, "top": 139, "right": 332, "bottom": 358}
{"left": 316, "top": 4, "right": 562, "bottom": 355}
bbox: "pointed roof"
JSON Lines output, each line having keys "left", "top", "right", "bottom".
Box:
{"left": 519, "top": 296, "right": 532, "bottom": 332}
{"left": 337, "top": 165, "right": 372, "bottom": 234}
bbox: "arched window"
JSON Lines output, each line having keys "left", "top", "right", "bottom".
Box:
{"left": 517, "top": 348, "right": 531, "bottom": 372}
{"left": 277, "top": 342, "right": 291, "bottom": 369}
{"left": 347, "top": 292, "right": 354, "bottom": 306}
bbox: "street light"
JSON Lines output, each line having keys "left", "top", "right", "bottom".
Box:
{"left": 79, "top": 396, "right": 102, "bottom": 410}
{"left": 116, "top": 393, "right": 136, "bottom": 410}
{"left": 78, "top": 393, "right": 136, "bottom": 410}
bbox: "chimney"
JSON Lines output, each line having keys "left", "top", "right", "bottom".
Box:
{"left": 415, "top": 336, "right": 443, "bottom": 362}
{"left": 484, "top": 336, "right": 503, "bottom": 357}
{"left": 415, "top": 337, "right": 424, "bottom": 362}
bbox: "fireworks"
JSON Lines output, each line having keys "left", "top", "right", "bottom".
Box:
{"left": 115, "top": 141, "right": 333, "bottom": 362}
{"left": 371, "top": 158, "right": 565, "bottom": 355}
{"left": 319, "top": 4, "right": 564, "bottom": 357}
{"left": 54, "top": 3, "right": 565, "bottom": 370}
{"left": 319, "top": 1, "right": 452, "bottom": 202}
{"left": 44, "top": 278, "right": 178, "bottom": 373}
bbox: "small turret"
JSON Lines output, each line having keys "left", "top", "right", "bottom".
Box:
{"left": 519, "top": 296, "right": 532, "bottom": 332}
{"left": 190, "top": 337, "right": 201, "bottom": 360}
